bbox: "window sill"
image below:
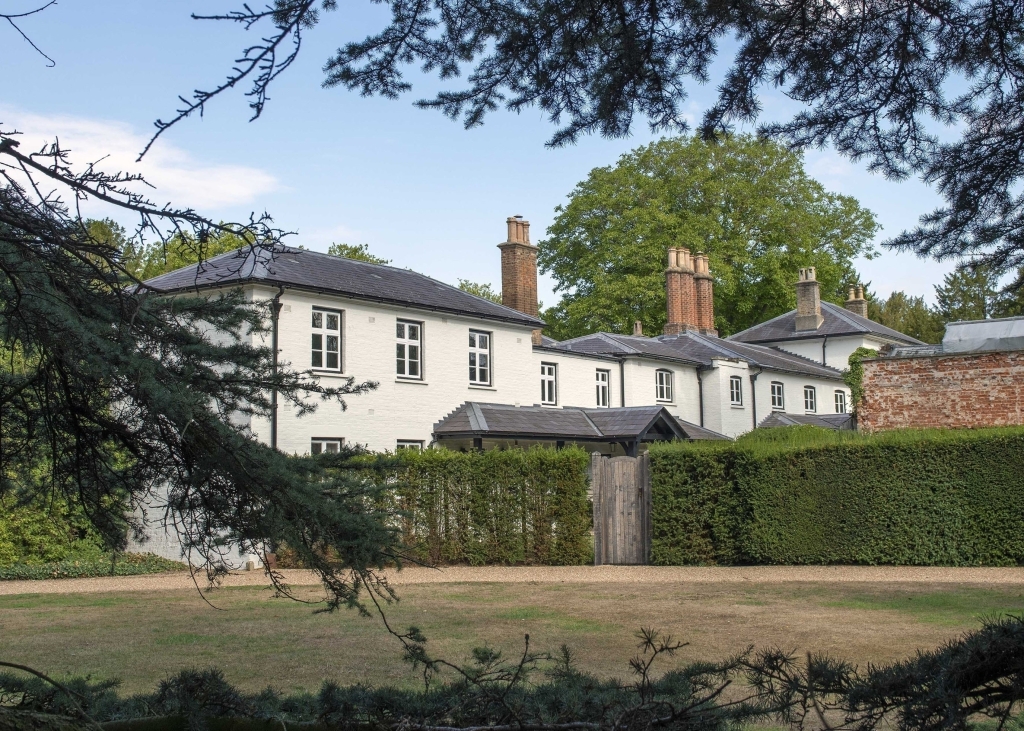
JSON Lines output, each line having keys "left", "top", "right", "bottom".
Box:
{"left": 469, "top": 384, "right": 496, "bottom": 391}
{"left": 395, "top": 378, "right": 428, "bottom": 385}
{"left": 730, "top": 404, "right": 744, "bottom": 409}
{"left": 656, "top": 399, "right": 674, "bottom": 404}
{"left": 312, "top": 370, "right": 348, "bottom": 378}
{"left": 540, "top": 402, "right": 559, "bottom": 408}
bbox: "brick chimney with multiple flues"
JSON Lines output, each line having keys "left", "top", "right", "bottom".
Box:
{"left": 663, "top": 247, "right": 697, "bottom": 336}
{"left": 498, "top": 215, "right": 542, "bottom": 345}
{"left": 693, "top": 253, "right": 716, "bottom": 336}
{"left": 845, "top": 285, "right": 869, "bottom": 318}
{"left": 795, "top": 267, "right": 824, "bottom": 332}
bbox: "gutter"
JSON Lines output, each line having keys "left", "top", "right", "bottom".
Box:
{"left": 749, "top": 367, "right": 762, "bottom": 430}
{"left": 269, "top": 285, "right": 285, "bottom": 450}
{"left": 696, "top": 368, "right": 706, "bottom": 427}
{"left": 619, "top": 359, "right": 626, "bottom": 407}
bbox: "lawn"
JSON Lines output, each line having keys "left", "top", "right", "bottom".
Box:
{"left": 1, "top": 581, "right": 1021, "bottom": 695}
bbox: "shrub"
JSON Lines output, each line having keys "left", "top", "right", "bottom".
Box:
{"left": 0, "top": 552, "right": 187, "bottom": 581}
{"left": 0, "top": 494, "right": 109, "bottom": 567}
{"left": 650, "top": 426, "right": 1024, "bottom": 565}
{"left": 346, "top": 446, "right": 592, "bottom": 566}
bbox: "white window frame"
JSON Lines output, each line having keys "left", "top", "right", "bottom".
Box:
{"left": 595, "top": 369, "right": 610, "bottom": 408}
{"left": 396, "top": 319, "right": 423, "bottom": 380}
{"left": 468, "top": 330, "right": 492, "bottom": 385}
{"left": 770, "top": 382, "right": 785, "bottom": 410}
{"left": 729, "top": 375, "right": 743, "bottom": 406}
{"left": 804, "top": 386, "right": 817, "bottom": 413}
{"left": 396, "top": 440, "right": 424, "bottom": 451}
{"left": 540, "top": 362, "right": 557, "bottom": 405}
{"left": 834, "top": 390, "right": 847, "bottom": 414}
{"left": 656, "top": 369, "right": 673, "bottom": 402}
{"left": 310, "top": 437, "right": 344, "bottom": 455}
{"left": 311, "top": 307, "right": 342, "bottom": 372}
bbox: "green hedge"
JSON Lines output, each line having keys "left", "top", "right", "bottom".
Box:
{"left": 353, "top": 447, "right": 591, "bottom": 566}
{"left": 650, "top": 426, "right": 1024, "bottom": 566}
{"left": 0, "top": 552, "right": 188, "bottom": 581}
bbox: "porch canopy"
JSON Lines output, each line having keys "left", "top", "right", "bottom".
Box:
{"left": 433, "top": 402, "right": 729, "bottom": 455}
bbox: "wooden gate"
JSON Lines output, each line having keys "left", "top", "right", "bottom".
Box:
{"left": 590, "top": 453, "right": 651, "bottom": 565}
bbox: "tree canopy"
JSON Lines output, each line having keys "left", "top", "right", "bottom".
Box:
{"left": 123, "top": 0, "right": 1024, "bottom": 290}
{"left": 327, "top": 242, "right": 391, "bottom": 265}
{"left": 867, "top": 291, "right": 946, "bottom": 345}
{"left": 538, "top": 135, "right": 877, "bottom": 339}
{"left": 456, "top": 279, "right": 502, "bottom": 304}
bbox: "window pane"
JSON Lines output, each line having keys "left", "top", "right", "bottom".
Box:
{"left": 397, "top": 358, "right": 405, "bottom": 375}
{"left": 326, "top": 441, "right": 340, "bottom": 453}
{"left": 408, "top": 325, "right": 419, "bottom": 340}
{"left": 409, "top": 361, "right": 419, "bottom": 377}
{"left": 326, "top": 313, "right": 339, "bottom": 330}
{"left": 479, "top": 334, "right": 488, "bottom": 348}
{"left": 312, "top": 333, "right": 322, "bottom": 350}
{"left": 397, "top": 323, "right": 405, "bottom": 338}
{"left": 311, "top": 442, "right": 323, "bottom": 455}
{"left": 409, "top": 345, "right": 419, "bottom": 360}
{"left": 479, "top": 366, "right": 489, "bottom": 382}
{"left": 326, "top": 352, "right": 338, "bottom": 369}
{"left": 312, "top": 312, "right": 323, "bottom": 328}
{"left": 479, "top": 354, "right": 488, "bottom": 369}
{"left": 469, "top": 352, "right": 476, "bottom": 366}
{"left": 397, "top": 343, "right": 405, "bottom": 359}
{"left": 469, "top": 333, "right": 476, "bottom": 347}
{"left": 327, "top": 335, "right": 338, "bottom": 352}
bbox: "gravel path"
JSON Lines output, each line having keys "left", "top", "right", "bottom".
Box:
{"left": 2, "top": 565, "right": 1023, "bottom": 595}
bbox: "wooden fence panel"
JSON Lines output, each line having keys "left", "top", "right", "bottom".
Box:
{"left": 591, "top": 453, "right": 650, "bottom": 565}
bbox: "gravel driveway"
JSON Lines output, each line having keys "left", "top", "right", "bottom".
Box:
{"left": 2, "top": 564, "right": 1023, "bottom": 595}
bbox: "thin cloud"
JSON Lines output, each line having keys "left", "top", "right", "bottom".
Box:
{"left": 0, "top": 107, "right": 278, "bottom": 209}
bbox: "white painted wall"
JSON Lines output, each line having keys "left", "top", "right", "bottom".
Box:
{"left": 763, "top": 334, "right": 888, "bottom": 370}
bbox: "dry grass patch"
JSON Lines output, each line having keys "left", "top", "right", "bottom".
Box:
{"left": 0, "top": 581, "right": 1021, "bottom": 695}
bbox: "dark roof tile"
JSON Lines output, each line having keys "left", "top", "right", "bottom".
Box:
{"left": 729, "top": 302, "right": 923, "bottom": 345}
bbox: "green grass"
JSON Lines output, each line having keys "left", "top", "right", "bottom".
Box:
{"left": 1, "top": 581, "right": 1022, "bottom": 694}
{"left": 824, "top": 588, "right": 1024, "bottom": 625}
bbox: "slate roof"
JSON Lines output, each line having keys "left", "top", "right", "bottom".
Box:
{"left": 728, "top": 301, "right": 923, "bottom": 346}
{"left": 433, "top": 403, "right": 729, "bottom": 441}
{"left": 143, "top": 245, "right": 545, "bottom": 328}
{"left": 549, "top": 330, "right": 844, "bottom": 379}
{"left": 757, "top": 412, "right": 855, "bottom": 430}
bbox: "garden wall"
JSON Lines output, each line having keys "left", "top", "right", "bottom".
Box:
{"left": 649, "top": 427, "right": 1024, "bottom": 566}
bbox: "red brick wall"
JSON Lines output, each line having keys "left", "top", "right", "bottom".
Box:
{"left": 498, "top": 242, "right": 538, "bottom": 317}
{"left": 859, "top": 350, "right": 1024, "bottom": 431}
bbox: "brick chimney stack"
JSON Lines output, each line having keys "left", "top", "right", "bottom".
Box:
{"left": 845, "top": 285, "right": 869, "bottom": 318}
{"left": 795, "top": 267, "right": 824, "bottom": 331}
{"left": 663, "top": 247, "right": 697, "bottom": 336}
{"left": 693, "top": 253, "right": 717, "bottom": 336}
{"left": 498, "top": 215, "right": 542, "bottom": 345}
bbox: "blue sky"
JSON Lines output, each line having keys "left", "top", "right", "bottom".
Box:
{"left": 3, "top": 0, "right": 956, "bottom": 307}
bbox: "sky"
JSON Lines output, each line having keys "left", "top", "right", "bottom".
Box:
{"left": 2, "top": 0, "right": 957, "bottom": 307}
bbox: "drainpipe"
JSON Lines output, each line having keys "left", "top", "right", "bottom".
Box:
{"left": 749, "top": 367, "right": 762, "bottom": 430}
{"left": 269, "top": 285, "right": 285, "bottom": 450}
{"left": 619, "top": 359, "right": 626, "bottom": 407}
{"left": 821, "top": 335, "right": 829, "bottom": 366}
{"left": 696, "top": 367, "right": 705, "bottom": 427}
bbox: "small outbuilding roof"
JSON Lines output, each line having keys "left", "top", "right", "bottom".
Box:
{"left": 728, "top": 301, "right": 923, "bottom": 346}
{"left": 143, "top": 245, "right": 545, "bottom": 328}
{"left": 433, "top": 402, "right": 729, "bottom": 443}
{"left": 757, "top": 412, "right": 855, "bottom": 430}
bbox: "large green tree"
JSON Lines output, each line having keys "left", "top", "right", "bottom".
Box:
{"left": 538, "top": 136, "right": 878, "bottom": 339}
{"left": 867, "top": 291, "right": 946, "bottom": 344}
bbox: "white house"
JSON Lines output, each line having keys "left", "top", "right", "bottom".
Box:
{"left": 142, "top": 216, "right": 880, "bottom": 451}
{"left": 135, "top": 215, "right": 928, "bottom": 565}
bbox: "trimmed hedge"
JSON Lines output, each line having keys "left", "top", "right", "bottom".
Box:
{"left": 354, "top": 447, "right": 591, "bottom": 566}
{"left": 650, "top": 426, "right": 1024, "bottom": 566}
{"left": 0, "top": 552, "right": 188, "bottom": 581}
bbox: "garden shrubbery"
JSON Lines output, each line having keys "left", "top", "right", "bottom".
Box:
{"left": 341, "top": 446, "right": 592, "bottom": 566}
{"left": 650, "top": 426, "right": 1024, "bottom": 566}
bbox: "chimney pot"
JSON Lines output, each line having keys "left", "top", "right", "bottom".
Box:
{"left": 795, "top": 267, "right": 824, "bottom": 331}
{"left": 845, "top": 283, "right": 869, "bottom": 319}
{"left": 693, "top": 253, "right": 716, "bottom": 335}
{"left": 498, "top": 215, "right": 541, "bottom": 341}
{"left": 664, "top": 247, "right": 698, "bottom": 335}
{"left": 633, "top": 320, "right": 643, "bottom": 336}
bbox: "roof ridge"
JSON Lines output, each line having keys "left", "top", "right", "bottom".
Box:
{"left": 575, "top": 408, "right": 605, "bottom": 437}
{"left": 820, "top": 301, "right": 869, "bottom": 332}
{"left": 467, "top": 402, "right": 489, "bottom": 431}
{"left": 727, "top": 308, "right": 796, "bottom": 339}
{"left": 597, "top": 332, "right": 640, "bottom": 353}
